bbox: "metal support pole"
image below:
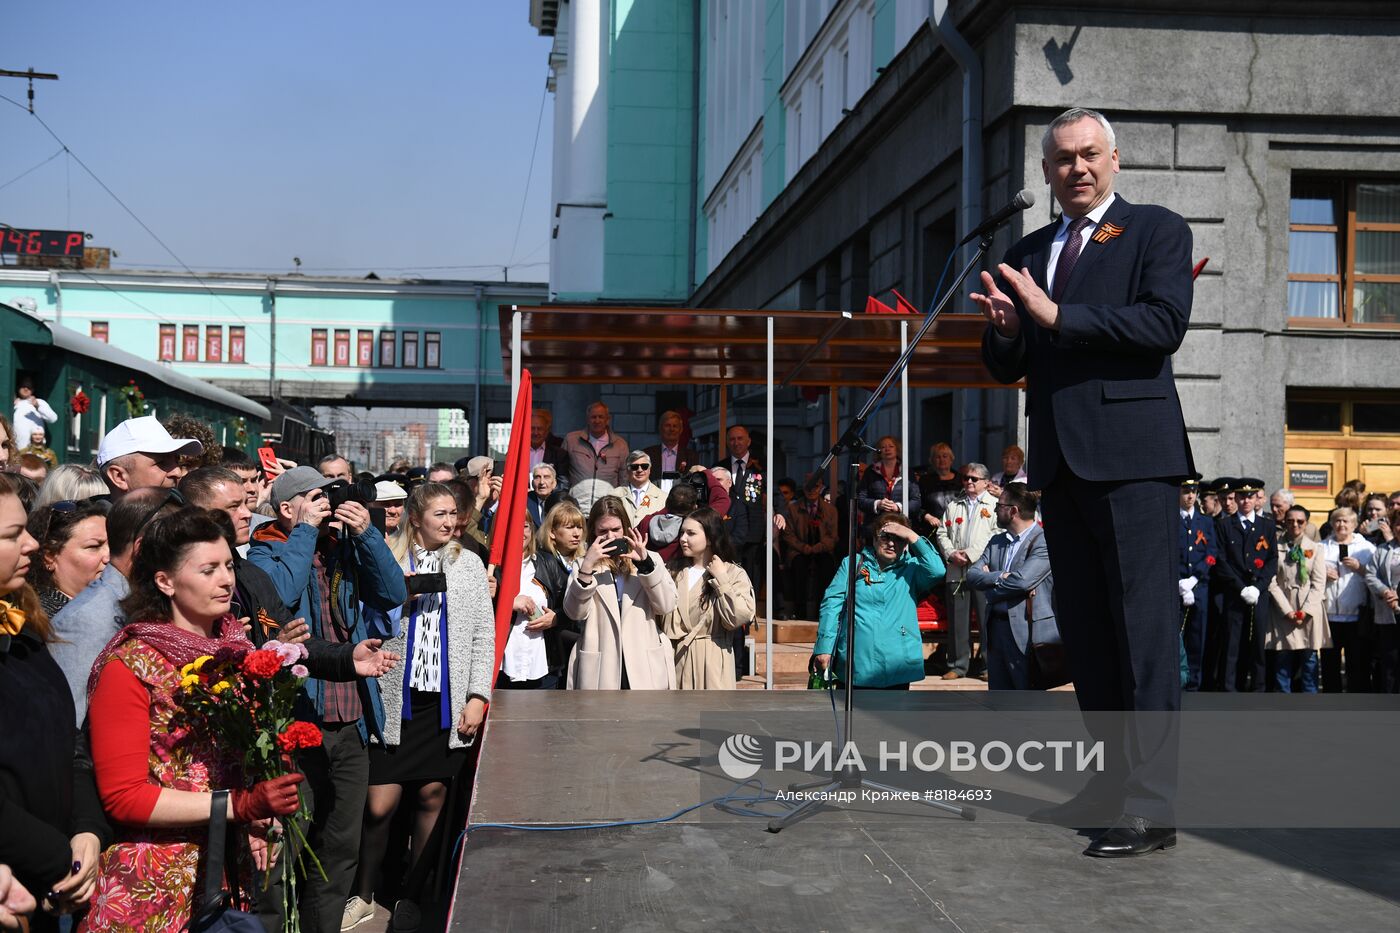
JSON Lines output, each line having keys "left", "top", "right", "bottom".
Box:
{"left": 900, "top": 320, "right": 910, "bottom": 515}
{"left": 766, "top": 315, "right": 775, "bottom": 690}
{"left": 509, "top": 306, "right": 520, "bottom": 409}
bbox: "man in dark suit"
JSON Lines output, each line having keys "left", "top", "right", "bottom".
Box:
{"left": 1210, "top": 478, "right": 1278, "bottom": 693}
{"left": 643, "top": 410, "right": 699, "bottom": 482}
{"left": 974, "top": 107, "right": 1194, "bottom": 857}
{"left": 1178, "top": 477, "right": 1218, "bottom": 691}
{"left": 529, "top": 409, "right": 573, "bottom": 492}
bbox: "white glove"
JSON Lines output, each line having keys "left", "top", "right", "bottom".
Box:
{"left": 1240, "top": 586, "right": 1260, "bottom": 606}
{"left": 1182, "top": 575, "right": 1198, "bottom": 592}
{"left": 1181, "top": 587, "right": 1195, "bottom": 608}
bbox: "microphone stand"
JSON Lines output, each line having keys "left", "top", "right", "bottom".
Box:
{"left": 766, "top": 232, "right": 998, "bottom": 832}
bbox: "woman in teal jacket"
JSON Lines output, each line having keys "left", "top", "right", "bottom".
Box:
{"left": 814, "top": 514, "right": 945, "bottom": 688}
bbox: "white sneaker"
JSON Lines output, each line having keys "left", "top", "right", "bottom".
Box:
{"left": 341, "top": 896, "right": 375, "bottom": 932}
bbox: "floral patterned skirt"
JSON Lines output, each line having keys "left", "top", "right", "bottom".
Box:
{"left": 80, "top": 836, "right": 251, "bottom": 933}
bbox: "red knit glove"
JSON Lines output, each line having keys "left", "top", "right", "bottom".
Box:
{"left": 231, "top": 773, "right": 304, "bottom": 822}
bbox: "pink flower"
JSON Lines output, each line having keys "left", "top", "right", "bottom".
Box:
{"left": 291, "top": 664, "right": 309, "bottom": 678}
{"left": 265, "top": 639, "right": 307, "bottom": 666}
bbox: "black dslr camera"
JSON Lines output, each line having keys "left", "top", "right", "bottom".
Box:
{"left": 324, "top": 478, "right": 378, "bottom": 510}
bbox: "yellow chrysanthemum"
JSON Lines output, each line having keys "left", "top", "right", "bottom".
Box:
{"left": 180, "top": 674, "right": 201, "bottom": 689}
{"left": 211, "top": 681, "right": 231, "bottom": 695}
{"left": 192, "top": 655, "right": 215, "bottom": 672}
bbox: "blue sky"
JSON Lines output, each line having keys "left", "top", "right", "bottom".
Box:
{"left": 0, "top": 2, "right": 554, "bottom": 281}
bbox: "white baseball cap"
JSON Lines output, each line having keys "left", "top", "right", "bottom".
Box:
{"left": 374, "top": 480, "right": 408, "bottom": 502}
{"left": 97, "top": 416, "right": 203, "bottom": 466}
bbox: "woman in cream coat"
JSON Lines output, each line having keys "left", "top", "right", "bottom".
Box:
{"left": 1266, "top": 506, "right": 1330, "bottom": 693}
{"left": 663, "top": 507, "right": 755, "bottom": 689}
{"left": 565, "top": 495, "right": 678, "bottom": 689}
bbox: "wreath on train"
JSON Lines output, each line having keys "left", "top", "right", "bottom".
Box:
{"left": 119, "top": 380, "right": 147, "bottom": 419}
{"left": 69, "top": 389, "right": 90, "bottom": 415}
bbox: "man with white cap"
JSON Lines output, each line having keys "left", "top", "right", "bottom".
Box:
{"left": 373, "top": 479, "right": 407, "bottom": 536}
{"left": 97, "top": 415, "right": 202, "bottom": 496}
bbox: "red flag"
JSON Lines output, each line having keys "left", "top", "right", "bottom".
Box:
{"left": 864, "top": 295, "right": 896, "bottom": 315}
{"left": 489, "top": 370, "right": 533, "bottom": 675}
{"left": 1192, "top": 257, "right": 1210, "bottom": 280}
{"left": 890, "top": 289, "right": 919, "bottom": 314}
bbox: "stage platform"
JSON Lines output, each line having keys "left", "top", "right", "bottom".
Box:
{"left": 452, "top": 692, "right": 1400, "bottom": 933}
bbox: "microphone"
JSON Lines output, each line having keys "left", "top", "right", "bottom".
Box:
{"left": 958, "top": 189, "right": 1036, "bottom": 246}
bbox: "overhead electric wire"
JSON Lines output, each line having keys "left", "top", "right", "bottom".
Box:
{"left": 0, "top": 145, "right": 65, "bottom": 194}
{"left": 506, "top": 82, "right": 549, "bottom": 268}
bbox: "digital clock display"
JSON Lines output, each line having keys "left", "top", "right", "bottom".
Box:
{"left": 2, "top": 228, "right": 87, "bottom": 257}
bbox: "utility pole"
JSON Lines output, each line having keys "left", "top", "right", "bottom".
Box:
{"left": 0, "top": 68, "right": 60, "bottom": 111}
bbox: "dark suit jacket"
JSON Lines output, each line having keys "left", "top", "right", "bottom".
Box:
{"left": 642, "top": 444, "right": 699, "bottom": 476}
{"left": 1213, "top": 512, "right": 1279, "bottom": 593}
{"left": 535, "top": 441, "right": 573, "bottom": 491}
{"left": 982, "top": 196, "right": 1195, "bottom": 487}
{"left": 1179, "top": 509, "right": 1218, "bottom": 593}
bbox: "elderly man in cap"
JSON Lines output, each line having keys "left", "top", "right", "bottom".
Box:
{"left": 97, "top": 415, "right": 203, "bottom": 496}
{"left": 247, "top": 465, "right": 406, "bottom": 932}
{"left": 462, "top": 455, "right": 501, "bottom": 534}
{"left": 1178, "top": 477, "right": 1218, "bottom": 690}
{"left": 373, "top": 479, "right": 408, "bottom": 536}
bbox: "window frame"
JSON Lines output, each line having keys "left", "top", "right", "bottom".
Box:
{"left": 333, "top": 329, "right": 351, "bottom": 367}
{"left": 403, "top": 331, "right": 419, "bottom": 368}
{"left": 159, "top": 324, "right": 176, "bottom": 361}
{"left": 90, "top": 321, "right": 109, "bottom": 343}
{"left": 424, "top": 331, "right": 441, "bottom": 369}
{"left": 1288, "top": 174, "right": 1400, "bottom": 330}
{"left": 311, "top": 328, "right": 328, "bottom": 367}
{"left": 357, "top": 329, "right": 374, "bottom": 368}
{"left": 229, "top": 326, "right": 245, "bottom": 363}
{"left": 206, "top": 325, "right": 223, "bottom": 363}
{"left": 379, "top": 330, "right": 396, "bottom": 368}
{"left": 182, "top": 325, "right": 200, "bottom": 361}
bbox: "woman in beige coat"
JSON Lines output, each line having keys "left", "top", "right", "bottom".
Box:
{"left": 565, "top": 495, "right": 678, "bottom": 689}
{"left": 663, "top": 507, "right": 756, "bottom": 688}
{"left": 1266, "top": 505, "right": 1330, "bottom": 693}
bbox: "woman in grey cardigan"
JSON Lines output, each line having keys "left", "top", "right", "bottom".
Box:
{"left": 348, "top": 482, "right": 494, "bottom": 928}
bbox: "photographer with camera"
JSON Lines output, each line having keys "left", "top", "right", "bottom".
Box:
{"left": 247, "top": 466, "right": 407, "bottom": 933}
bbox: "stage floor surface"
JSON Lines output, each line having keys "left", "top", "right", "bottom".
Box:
{"left": 453, "top": 692, "right": 1400, "bottom": 933}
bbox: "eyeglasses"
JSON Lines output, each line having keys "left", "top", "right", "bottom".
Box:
{"left": 629, "top": 463, "right": 651, "bottom": 472}
{"left": 1283, "top": 518, "right": 1307, "bottom": 525}
{"left": 134, "top": 487, "right": 186, "bottom": 537}
{"left": 959, "top": 476, "right": 984, "bottom": 484}
{"left": 877, "top": 533, "right": 906, "bottom": 546}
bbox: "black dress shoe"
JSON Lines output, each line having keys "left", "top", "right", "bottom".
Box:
{"left": 1083, "top": 816, "right": 1177, "bottom": 858}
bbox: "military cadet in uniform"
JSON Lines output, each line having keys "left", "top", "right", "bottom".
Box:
{"left": 1199, "top": 478, "right": 1224, "bottom": 519}
{"left": 1178, "top": 477, "right": 1217, "bottom": 691}
{"left": 1201, "top": 478, "right": 1234, "bottom": 689}
{"left": 1210, "top": 478, "right": 1278, "bottom": 691}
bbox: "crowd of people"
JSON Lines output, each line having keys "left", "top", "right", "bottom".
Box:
{"left": 2, "top": 388, "right": 1397, "bottom": 930}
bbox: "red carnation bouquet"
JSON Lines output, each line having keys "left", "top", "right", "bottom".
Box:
{"left": 178, "top": 639, "right": 324, "bottom": 932}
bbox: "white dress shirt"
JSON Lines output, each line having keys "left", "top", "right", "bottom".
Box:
{"left": 1046, "top": 193, "right": 1117, "bottom": 295}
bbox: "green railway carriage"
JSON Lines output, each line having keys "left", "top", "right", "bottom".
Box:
{"left": 3, "top": 300, "right": 267, "bottom": 464}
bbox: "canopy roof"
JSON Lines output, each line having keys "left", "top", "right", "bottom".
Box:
{"left": 502, "top": 304, "right": 1018, "bottom": 388}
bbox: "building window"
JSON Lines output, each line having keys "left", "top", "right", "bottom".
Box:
{"left": 159, "top": 324, "right": 176, "bottom": 361}
{"left": 229, "top": 326, "right": 245, "bottom": 363}
{"left": 1289, "top": 177, "right": 1400, "bottom": 326}
{"left": 357, "top": 330, "right": 374, "bottom": 367}
{"left": 379, "top": 330, "right": 396, "bottom": 367}
{"left": 206, "top": 325, "right": 223, "bottom": 362}
{"left": 311, "top": 329, "right": 328, "bottom": 366}
{"left": 424, "top": 332, "right": 441, "bottom": 369}
{"left": 90, "top": 321, "right": 109, "bottom": 343}
{"left": 403, "top": 332, "right": 419, "bottom": 368}
{"left": 333, "top": 329, "right": 351, "bottom": 367}
{"left": 182, "top": 325, "right": 200, "bottom": 361}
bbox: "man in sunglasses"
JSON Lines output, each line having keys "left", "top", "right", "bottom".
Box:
{"left": 96, "top": 416, "right": 202, "bottom": 498}
{"left": 934, "top": 463, "right": 1000, "bottom": 680}
{"left": 619, "top": 451, "right": 664, "bottom": 525}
